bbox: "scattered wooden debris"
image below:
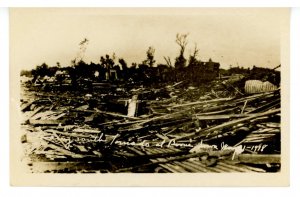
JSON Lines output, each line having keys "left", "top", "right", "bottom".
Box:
{"left": 20, "top": 79, "right": 281, "bottom": 173}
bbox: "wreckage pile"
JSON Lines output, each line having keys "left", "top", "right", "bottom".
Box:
{"left": 20, "top": 80, "right": 281, "bottom": 173}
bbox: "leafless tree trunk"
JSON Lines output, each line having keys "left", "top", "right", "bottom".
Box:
{"left": 163, "top": 56, "right": 172, "bottom": 67}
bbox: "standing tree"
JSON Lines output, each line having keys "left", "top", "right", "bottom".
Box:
{"left": 188, "top": 43, "right": 199, "bottom": 68}
{"left": 31, "top": 63, "right": 50, "bottom": 82}
{"left": 119, "top": 58, "right": 128, "bottom": 70}
{"left": 100, "top": 54, "right": 115, "bottom": 70}
{"left": 174, "top": 33, "right": 189, "bottom": 69}
{"left": 142, "top": 46, "right": 156, "bottom": 67}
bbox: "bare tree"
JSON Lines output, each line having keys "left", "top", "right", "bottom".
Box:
{"left": 74, "top": 38, "right": 89, "bottom": 64}
{"left": 174, "top": 33, "right": 189, "bottom": 69}
{"left": 192, "top": 43, "right": 199, "bottom": 58}
{"left": 175, "top": 33, "right": 189, "bottom": 55}
{"left": 163, "top": 56, "right": 172, "bottom": 67}
{"left": 188, "top": 43, "right": 200, "bottom": 67}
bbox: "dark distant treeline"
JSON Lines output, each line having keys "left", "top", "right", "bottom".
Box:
{"left": 20, "top": 58, "right": 280, "bottom": 88}
{"left": 20, "top": 34, "right": 280, "bottom": 87}
{"left": 20, "top": 56, "right": 221, "bottom": 86}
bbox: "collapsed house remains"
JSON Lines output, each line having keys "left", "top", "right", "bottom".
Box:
{"left": 20, "top": 69, "right": 281, "bottom": 173}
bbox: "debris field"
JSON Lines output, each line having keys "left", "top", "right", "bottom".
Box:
{"left": 20, "top": 79, "right": 281, "bottom": 173}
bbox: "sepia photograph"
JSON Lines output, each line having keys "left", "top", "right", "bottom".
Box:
{"left": 10, "top": 8, "right": 290, "bottom": 186}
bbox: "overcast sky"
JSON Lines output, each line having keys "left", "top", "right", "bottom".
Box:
{"left": 10, "top": 8, "right": 288, "bottom": 70}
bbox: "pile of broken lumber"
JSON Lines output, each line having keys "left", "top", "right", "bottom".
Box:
{"left": 20, "top": 82, "right": 281, "bottom": 173}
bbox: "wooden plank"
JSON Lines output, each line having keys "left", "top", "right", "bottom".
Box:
{"left": 159, "top": 163, "right": 188, "bottom": 173}
{"left": 170, "top": 98, "right": 233, "bottom": 109}
{"left": 158, "top": 164, "right": 181, "bottom": 173}
{"left": 115, "top": 152, "right": 207, "bottom": 172}
{"left": 21, "top": 100, "right": 35, "bottom": 112}
{"left": 195, "top": 114, "right": 253, "bottom": 120}
{"left": 144, "top": 148, "right": 157, "bottom": 155}
{"left": 43, "top": 141, "right": 84, "bottom": 159}
{"left": 196, "top": 107, "right": 240, "bottom": 116}
{"left": 217, "top": 162, "right": 250, "bottom": 172}
{"left": 246, "top": 99, "right": 280, "bottom": 114}
{"left": 188, "top": 160, "right": 222, "bottom": 173}
{"left": 156, "top": 148, "right": 172, "bottom": 154}
{"left": 195, "top": 110, "right": 281, "bottom": 120}
{"left": 71, "top": 109, "right": 140, "bottom": 120}
{"left": 44, "top": 129, "right": 93, "bottom": 139}
{"left": 175, "top": 108, "right": 280, "bottom": 141}
{"left": 235, "top": 163, "right": 266, "bottom": 173}
{"left": 29, "top": 119, "right": 65, "bottom": 125}
{"left": 127, "top": 95, "right": 138, "bottom": 117}
{"left": 182, "top": 161, "right": 211, "bottom": 172}
{"left": 25, "top": 106, "right": 44, "bottom": 120}
{"left": 151, "top": 148, "right": 166, "bottom": 154}
{"left": 241, "top": 100, "right": 248, "bottom": 114}
{"left": 149, "top": 148, "right": 161, "bottom": 154}
{"left": 74, "top": 145, "right": 89, "bottom": 153}
{"left": 166, "top": 147, "right": 181, "bottom": 152}
{"left": 238, "top": 154, "right": 280, "bottom": 164}
{"left": 50, "top": 112, "right": 66, "bottom": 120}
{"left": 30, "top": 161, "right": 106, "bottom": 173}
{"left": 173, "top": 161, "right": 201, "bottom": 172}
{"left": 126, "top": 147, "right": 145, "bottom": 156}
{"left": 155, "top": 133, "right": 169, "bottom": 141}
{"left": 212, "top": 164, "right": 233, "bottom": 172}
{"left": 31, "top": 111, "right": 57, "bottom": 120}
{"left": 72, "top": 128, "right": 102, "bottom": 134}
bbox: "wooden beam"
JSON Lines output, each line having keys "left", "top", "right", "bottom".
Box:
{"left": 238, "top": 154, "right": 280, "bottom": 164}
{"left": 174, "top": 108, "right": 280, "bottom": 141}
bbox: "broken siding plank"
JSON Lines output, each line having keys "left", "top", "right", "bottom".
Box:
{"left": 236, "top": 164, "right": 266, "bottom": 173}
{"left": 158, "top": 164, "right": 181, "bottom": 173}
{"left": 21, "top": 100, "right": 35, "bottom": 112}
{"left": 149, "top": 148, "right": 162, "bottom": 154}
{"left": 44, "top": 141, "right": 84, "bottom": 158}
{"left": 187, "top": 160, "right": 221, "bottom": 173}
{"left": 160, "top": 163, "right": 188, "bottom": 173}
{"left": 173, "top": 161, "right": 202, "bottom": 172}
{"left": 144, "top": 148, "right": 157, "bottom": 155}
{"left": 217, "top": 162, "right": 250, "bottom": 172}
{"left": 50, "top": 112, "right": 66, "bottom": 120}
{"left": 212, "top": 164, "right": 234, "bottom": 172}
{"left": 126, "top": 147, "right": 145, "bottom": 156}
{"left": 29, "top": 119, "right": 66, "bottom": 125}
{"left": 115, "top": 152, "right": 208, "bottom": 172}
{"left": 72, "top": 128, "right": 102, "bottom": 134}
{"left": 238, "top": 154, "right": 280, "bottom": 164}
{"left": 181, "top": 161, "right": 211, "bottom": 172}
{"left": 74, "top": 145, "right": 89, "bottom": 153}
{"left": 170, "top": 97, "right": 233, "bottom": 109}
{"left": 222, "top": 161, "right": 265, "bottom": 172}
{"left": 44, "top": 129, "right": 92, "bottom": 139}
{"left": 156, "top": 148, "right": 173, "bottom": 154}
{"left": 24, "top": 106, "right": 44, "bottom": 120}
{"left": 30, "top": 161, "right": 106, "bottom": 173}
{"left": 166, "top": 147, "right": 182, "bottom": 152}
{"left": 175, "top": 108, "right": 280, "bottom": 141}
{"left": 30, "top": 111, "right": 56, "bottom": 120}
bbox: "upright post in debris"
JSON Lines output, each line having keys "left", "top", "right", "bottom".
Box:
{"left": 127, "top": 95, "right": 138, "bottom": 117}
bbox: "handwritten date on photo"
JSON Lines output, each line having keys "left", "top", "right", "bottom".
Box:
{"left": 44, "top": 133, "right": 268, "bottom": 156}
